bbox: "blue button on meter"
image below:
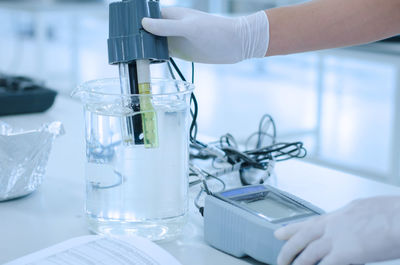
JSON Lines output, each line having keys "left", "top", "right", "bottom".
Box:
{"left": 204, "top": 184, "right": 324, "bottom": 264}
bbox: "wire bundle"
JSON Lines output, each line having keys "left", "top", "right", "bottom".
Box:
{"left": 167, "top": 59, "right": 309, "bottom": 214}
{"left": 189, "top": 115, "right": 307, "bottom": 171}
{"left": 167, "top": 58, "right": 307, "bottom": 185}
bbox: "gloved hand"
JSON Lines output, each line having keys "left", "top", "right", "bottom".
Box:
{"left": 142, "top": 7, "right": 269, "bottom": 64}
{"left": 274, "top": 196, "right": 400, "bottom": 265}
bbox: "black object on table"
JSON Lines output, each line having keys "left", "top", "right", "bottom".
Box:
{"left": 381, "top": 35, "right": 400, "bottom": 43}
{"left": 0, "top": 74, "right": 57, "bottom": 116}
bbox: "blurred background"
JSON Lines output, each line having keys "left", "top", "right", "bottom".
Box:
{"left": 1, "top": 0, "right": 400, "bottom": 185}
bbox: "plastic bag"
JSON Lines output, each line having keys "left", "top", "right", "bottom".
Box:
{"left": 0, "top": 121, "right": 65, "bottom": 201}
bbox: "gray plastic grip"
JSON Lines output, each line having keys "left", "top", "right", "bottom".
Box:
{"left": 205, "top": 196, "right": 284, "bottom": 264}
{"left": 108, "top": 0, "right": 169, "bottom": 64}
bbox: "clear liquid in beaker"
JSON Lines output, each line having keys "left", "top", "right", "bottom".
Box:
{"left": 84, "top": 99, "right": 189, "bottom": 241}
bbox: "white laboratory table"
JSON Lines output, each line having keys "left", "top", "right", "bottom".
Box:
{"left": 1, "top": 96, "right": 400, "bottom": 265}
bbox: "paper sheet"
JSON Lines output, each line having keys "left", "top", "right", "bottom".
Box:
{"left": 5, "top": 235, "right": 181, "bottom": 265}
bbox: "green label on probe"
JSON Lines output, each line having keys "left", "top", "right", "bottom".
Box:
{"left": 139, "top": 83, "right": 158, "bottom": 148}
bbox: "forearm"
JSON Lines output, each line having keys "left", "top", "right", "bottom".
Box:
{"left": 266, "top": 0, "right": 400, "bottom": 56}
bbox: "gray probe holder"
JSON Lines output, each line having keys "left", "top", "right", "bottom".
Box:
{"left": 108, "top": 0, "right": 169, "bottom": 64}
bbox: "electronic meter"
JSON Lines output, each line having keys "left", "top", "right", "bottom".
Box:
{"left": 204, "top": 185, "right": 324, "bottom": 264}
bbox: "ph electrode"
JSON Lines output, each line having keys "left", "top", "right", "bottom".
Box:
{"left": 108, "top": 0, "right": 169, "bottom": 148}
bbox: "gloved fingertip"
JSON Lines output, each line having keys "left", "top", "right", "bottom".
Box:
{"left": 274, "top": 227, "right": 286, "bottom": 239}
{"left": 141, "top": 17, "right": 152, "bottom": 28}
{"left": 276, "top": 254, "right": 285, "bottom": 265}
{"left": 141, "top": 17, "right": 176, "bottom": 36}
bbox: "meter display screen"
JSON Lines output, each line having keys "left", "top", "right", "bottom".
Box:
{"left": 238, "top": 191, "right": 314, "bottom": 222}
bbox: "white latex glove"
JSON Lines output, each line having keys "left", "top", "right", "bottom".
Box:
{"left": 274, "top": 196, "right": 400, "bottom": 265}
{"left": 142, "top": 7, "right": 269, "bottom": 64}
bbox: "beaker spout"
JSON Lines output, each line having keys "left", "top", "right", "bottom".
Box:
{"left": 71, "top": 85, "right": 88, "bottom": 101}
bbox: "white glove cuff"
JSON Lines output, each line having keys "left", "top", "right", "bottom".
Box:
{"left": 238, "top": 11, "right": 270, "bottom": 60}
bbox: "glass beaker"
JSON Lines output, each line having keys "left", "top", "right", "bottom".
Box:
{"left": 72, "top": 78, "right": 194, "bottom": 241}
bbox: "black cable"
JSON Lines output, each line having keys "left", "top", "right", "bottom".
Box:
{"left": 190, "top": 62, "right": 198, "bottom": 140}
{"left": 191, "top": 62, "right": 195, "bottom": 83}
{"left": 169, "top": 57, "right": 187, "bottom": 82}
{"left": 189, "top": 113, "right": 307, "bottom": 171}
{"left": 219, "top": 133, "right": 238, "bottom": 148}
{"left": 168, "top": 57, "right": 200, "bottom": 144}
{"left": 189, "top": 97, "right": 198, "bottom": 140}
{"left": 245, "top": 142, "right": 307, "bottom": 163}
{"left": 257, "top": 114, "right": 276, "bottom": 147}
{"left": 167, "top": 62, "right": 176, "bottom": 80}
{"left": 190, "top": 93, "right": 199, "bottom": 141}
{"left": 222, "top": 146, "right": 263, "bottom": 169}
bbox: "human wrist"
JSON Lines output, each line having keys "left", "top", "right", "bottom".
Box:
{"left": 236, "top": 10, "right": 270, "bottom": 61}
